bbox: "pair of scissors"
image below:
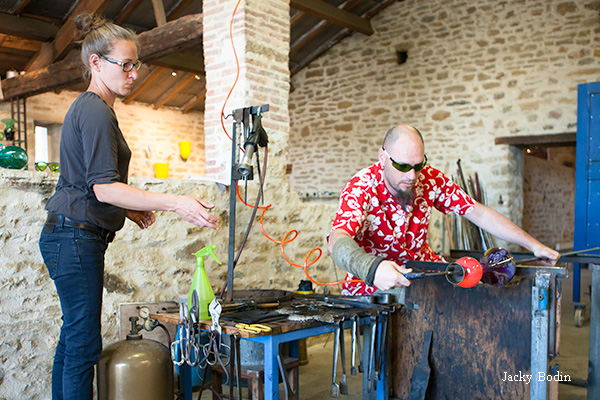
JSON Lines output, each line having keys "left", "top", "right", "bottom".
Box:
{"left": 235, "top": 323, "right": 272, "bottom": 333}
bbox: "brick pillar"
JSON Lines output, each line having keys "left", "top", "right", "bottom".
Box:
{"left": 203, "top": 0, "right": 290, "bottom": 183}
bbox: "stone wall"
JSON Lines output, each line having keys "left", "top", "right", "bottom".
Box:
{"left": 0, "top": 170, "right": 337, "bottom": 398}
{"left": 0, "top": 91, "right": 205, "bottom": 180}
{"left": 288, "top": 0, "right": 598, "bottom": 251}
{"left": 522, "top": 154, "right": 576, "bottom": 248}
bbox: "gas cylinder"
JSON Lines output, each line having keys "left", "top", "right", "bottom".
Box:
{"left": 97, "top": 317, "right": 173, "bottom": 400}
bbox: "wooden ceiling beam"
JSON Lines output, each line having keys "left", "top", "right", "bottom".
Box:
{"left": 182, "top": 88, "right": 206, "bottom": 114}
{"left": 14, "top": 0, "right": 32, "bottom": 15}
{"left": 151, "top": 51, "right": 205, "bottom": 74}
{"left": 291, "top": 0, "right": 359, "bottom": 53}
{"left": 168, "top": 0, "right": 195, "bottom": 21}
{"left": 116, "top": 0, "right": 145, "bottom": 24}
{"left": 1, "top": 35, "right": 43, "bottom": 52}
{"left": 290, "top": 10, "right": 305, "bottom": 25}
{"left": 1, "top": 13, "right": 204, "bottom": 99}
{"left": 291, "top": 27, "right": 349, "bottom": 75}
{"left": 25, "top": 0, "right": 113, "bottom": 72}
{"left": 151, "top": 0, "right": 168, "bottom": 26}
{"left": 290, "top": 0, "right": 373, "bottom": 36}
{"left": 495, "top": 133, "right": 576, "bottom": 148}
{"left": 0, "top": 13, "right": 59, "bottom": 41}
{"left": 153, "top": 72, "right": 195, "bottom": 109}
{"left": 123, "top": 66, "right": 167, "bottom": 104}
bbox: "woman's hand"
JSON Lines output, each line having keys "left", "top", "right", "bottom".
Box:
{"left": 126, "top": 210, "right": 156, "bottom": 229}
{"left": 173, "top": 195, "right": 220, "bottom": 229}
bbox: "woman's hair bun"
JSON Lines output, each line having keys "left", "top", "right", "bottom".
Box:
{"left": 74, "top": 13, "right": 106, "bottom": 41}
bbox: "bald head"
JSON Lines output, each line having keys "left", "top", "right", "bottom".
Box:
{"left": 383, "top": 125, "right": 425, "bottom": 149}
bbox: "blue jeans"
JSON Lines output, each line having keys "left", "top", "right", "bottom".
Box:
{"left": 39, "top": 224, "right": 108, "bottom": 400}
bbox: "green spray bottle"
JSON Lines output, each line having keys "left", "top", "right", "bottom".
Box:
{"left": 188, "top": 245, "right": 222, "bottom": 321}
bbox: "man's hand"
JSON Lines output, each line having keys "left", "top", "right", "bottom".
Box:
{"left": 373, "top": 261, "right": 412, "bottom": 290}
{"left": 126, "top": 210, "right": 155, "bottom": 229}
{"left": 531, "top": 244, "right": 560, "bottom": 266}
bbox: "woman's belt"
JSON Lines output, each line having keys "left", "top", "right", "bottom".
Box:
{"left": 45, "top": 214, "right": 115, "bottom": 244}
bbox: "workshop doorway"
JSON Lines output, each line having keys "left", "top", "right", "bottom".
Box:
{"left": 496, "top": 133, "right": 576, "bottom": 251}
{"left": 522, "top": 146, "right": 576, "bottom": 251}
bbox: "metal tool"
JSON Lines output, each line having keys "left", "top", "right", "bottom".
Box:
{"left": 229, "top": 332, "right": 236, "bottom": 400}
{"left": 232, "top": 332, "right": 242, "bottom": 400}
{"left": 489, "top": 247, "right": 600, "bottom": 268}
{"left": 339, "top": 320, "right": 349, "bottom": 395}
{"left": 201, "top": 298, "right": 231, "bottom": 384}
{"left": 367, "top": 316, "right": 377, "bottom": 393}
{"left": 350, "top": 316, "right": 357, "bottom": 376}
{"left": 355, "top": 316, "right": 363, "bottom": 374}
{"left": 171, "top": 297, "right": 202, "bottom": 368}
{"left": 277, "top": 354, "right": 297, "bottom": 400}
{"left": 322, "top": 296, "right": 393, "bottom": 311}
{"left": 331, "top": 322, "right": 340, "bottom": 398}
{"left": 404, "top": 270, "right": 450, "bottom": 280}
{"left": 408, "top": 330, "right": 433, "bottom": 400}
{"left": 291, "top": 299, "right": 353, "bottom": 310}
{"left": 376, "top": 310, "right": 389, "bottom": 384}
{"left": 372, "top": 314, "right": 379, "bottom": 391}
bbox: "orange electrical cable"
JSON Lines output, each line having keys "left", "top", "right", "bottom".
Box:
{"left": 219, "top": 0, "right": 243, "bottom": 141}
{"left": 222, "top": 2, "right": 360, "bottom": 287}
{"left": 235, "top": 181, "right": 361, "bottom": 286}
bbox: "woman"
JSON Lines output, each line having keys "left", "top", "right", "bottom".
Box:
{"left": 38, "top": 13, "right": 219, "bottom": 400}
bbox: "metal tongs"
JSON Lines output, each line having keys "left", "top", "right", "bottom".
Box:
{"left": 201, "top": 298, "right": 231, "bottom": 382}
{"left": 171, "top": 296, "right": 199, "bottom": 367}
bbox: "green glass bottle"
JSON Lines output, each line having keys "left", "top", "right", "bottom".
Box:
{"left": 188, "top": 245, "right": 222, "bottom": 321}
{"left": 1, "top": 119, "right": 17, "bottom": 141}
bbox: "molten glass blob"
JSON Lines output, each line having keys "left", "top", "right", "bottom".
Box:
{"left": 0, "top": 145, "right": 28, "bottom": 169}
{"left": 480, "top": 247, "right": 516, "bottom": 286}
{"left": 446, "top": 256, "right": 483, "bottom": 288}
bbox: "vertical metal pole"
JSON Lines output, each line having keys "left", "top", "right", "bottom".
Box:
{"left": 587, "top": 264, "right": 600, "bottom": 400}
{"left": 226, "top": 121, "right": 238, "bottom": 302}
{"left": 574, "top": 263, "right": 581, "bottom": 303}
{"left": 531, "top": 273, "right": 550, "bottom": 400}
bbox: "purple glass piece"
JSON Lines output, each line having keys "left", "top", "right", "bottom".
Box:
{"left": 480, "top": 248, "right": 516, "bottom": 286}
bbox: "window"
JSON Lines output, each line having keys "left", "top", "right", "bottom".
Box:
{"left": 34, "top": 121, "right": 61, "bottom": 164}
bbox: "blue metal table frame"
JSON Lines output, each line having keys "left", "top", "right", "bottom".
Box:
{"left": 178, "top": 316, "right": 388, "bottom": 400}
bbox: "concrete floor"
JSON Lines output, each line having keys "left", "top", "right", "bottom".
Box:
{"left": 195, "top": 264, "right": 593, "bottom": 399}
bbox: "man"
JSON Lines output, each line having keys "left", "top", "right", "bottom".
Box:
{"left": 327, "top": 125, "right": 559, "bottom": 296}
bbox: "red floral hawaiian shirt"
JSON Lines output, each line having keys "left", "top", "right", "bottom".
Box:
{"left": 331, "top": 163, "right": 475, "bottom": 295}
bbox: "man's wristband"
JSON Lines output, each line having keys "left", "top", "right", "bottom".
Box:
{"left": 330, "top": 236, "right": 385, "bottom": 286}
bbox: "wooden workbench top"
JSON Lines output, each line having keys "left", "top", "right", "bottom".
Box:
{"left": 150, "top": 298, "right": 396, "bottom": 339}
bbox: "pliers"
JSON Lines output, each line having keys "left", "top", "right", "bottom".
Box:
{"left": 235, "top": 323, "right": 272, "bottom": 333}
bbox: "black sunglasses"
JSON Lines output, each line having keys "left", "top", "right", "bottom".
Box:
{"left": 35, "top": 162, "right": 60, "bottom": 172}
{"left": 382, "top": 148, "right": 427, "bottom": 173}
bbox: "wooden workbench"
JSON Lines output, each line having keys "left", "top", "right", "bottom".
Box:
{"left": 389, "top": 273, "right": 562, "bottom": 399}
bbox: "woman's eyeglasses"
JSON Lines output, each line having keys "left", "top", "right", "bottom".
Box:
{"left": 35, "top": 162, "right": 60, "bottom": 173}
{"left": 382, "top": 148, "right": 427, "bottom": 173}
{"left": 98, "top": 54, "right": 142, "bottom": 72}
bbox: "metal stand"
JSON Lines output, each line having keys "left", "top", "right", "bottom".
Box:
{"left": 224, "top": 105, "right": 269, "bottom": 302}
